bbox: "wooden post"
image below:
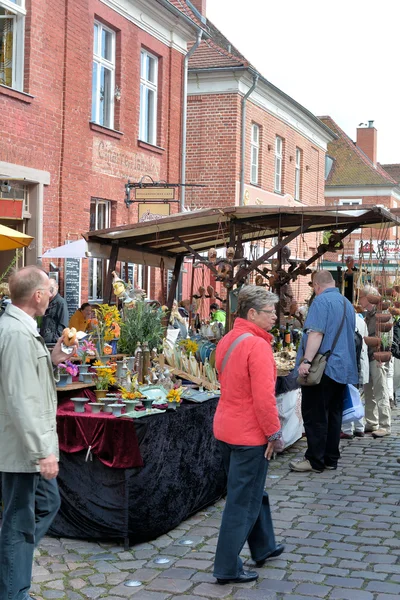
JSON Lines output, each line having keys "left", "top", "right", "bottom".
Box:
{"left": 189, "top": 258, "right": 195, "bottom": 330}
{"left": 104, "top": 242, "right": 119, "bottom": 304}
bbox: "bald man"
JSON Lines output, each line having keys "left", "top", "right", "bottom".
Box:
{"left": 39, "top": 277, "right": 69, "bottom": 344}
{"left": 290, "top": 271, "right": 358, "bottom": 473}
{"left": 0, "top": 266, "right": 75, "bottom": 599}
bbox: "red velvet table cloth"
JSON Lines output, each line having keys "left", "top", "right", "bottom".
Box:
{"left": 57, "top": 391, "right": 144, "bottom": 469}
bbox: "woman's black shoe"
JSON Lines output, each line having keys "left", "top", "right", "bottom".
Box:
{"left": 255, "top": 543, "right": 285, "bottom": 567}
{"left": 216, "top": 570, "right": 259, "bottom": 585}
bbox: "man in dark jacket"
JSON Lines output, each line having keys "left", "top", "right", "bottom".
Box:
{"left": 40, "top": 279, "right": 69, "bottom": 344}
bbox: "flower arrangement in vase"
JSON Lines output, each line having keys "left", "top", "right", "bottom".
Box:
{"left": 179, "top": 339, "right": 199, "bottom": 356}
{"left": 93, "top": 304, "right": 121, "bottom": 357}
{"left": 57, "top": 361, "right": 79, "bottom": 386}
{"left": 77, "top": 339, "right": 97, "bottom": 364}
{"left": 166, "top": 387, "right": 183, "bottom": 409}
{"left": 93, "top": 361, "right": 117, "bottom": 399}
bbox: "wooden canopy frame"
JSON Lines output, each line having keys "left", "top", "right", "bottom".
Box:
{"left": 85, "top": 205, "right": 400, "bottom": 319}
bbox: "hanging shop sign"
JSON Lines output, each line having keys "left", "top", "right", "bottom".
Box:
{"left": 354, "top": 239, "right": 400, "bottom": 260}
{"left": 135, "top": 187, "right": 175, "bottom": 200}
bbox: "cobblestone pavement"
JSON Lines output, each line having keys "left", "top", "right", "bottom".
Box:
{"left": 29, "top": 409, "right": 400, "bottom": 600}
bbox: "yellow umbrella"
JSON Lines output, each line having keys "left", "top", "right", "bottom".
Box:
{"left": 0, "top": 224, "right": 34, "bottom": 251}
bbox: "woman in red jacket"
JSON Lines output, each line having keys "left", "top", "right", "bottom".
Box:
{"left": 213, "top": 285, "right": 284, "bottom": 585}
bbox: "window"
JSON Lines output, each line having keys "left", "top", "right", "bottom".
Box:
{"left": 339, "top": 198, "right": 362, "bottom": 233}
{"left": 294, "top": 147, "right": 301, "bottom": 201}
{"left": 325, "top": 155, "right": 334, "bottom": 180}
{"left": 91, "top": 21, "right": 115, "bottom": 128}
{"left": 0, "top": 0, "right": 25, "bottom": 91}
{"left": 139, "top": 49, "right": 158, "bottom": 145}
{"left": 89, "top": 199, "right": 111, "bottom": 301}
{"left": 250, "top": 123, "right": 260, "bottom": 185}
{"left": 274, "top": 136, "right": 283, "bottom": 193}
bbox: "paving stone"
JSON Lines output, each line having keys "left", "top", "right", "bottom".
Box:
{"left": 258, "top": 578, "right": 296, "bottom": 592}
{"left": 226, "top": 588, "right": 275, "bottom": 600}
{"left": 125, "top": 568, "right": 160, "bottom": 582}
{"left": 78, "top": 588, "right": 106, "bottom": 599}
{"left": 44, "top": 579, "right": 64, "bottom": 590}
{"left": 69, "top": 578, "right": 86, "bottom": 589}
{"left": 192, "top": 582, "right": 234, "bottom": 597}
{"left": 294, "top": 582, "right": 332, "bottom": 597}
{"left": 364, "top": 554, "right": 398, "bottom": 563}
{"left": 158, "top": 567, "right": 195, "bottom": 579}
{"left": 174, "top": 558, "right": 213, "bottom": 570}
{"left": 366, "top": 582, "right": 400, "bottom": 594}
{"left": 323, "top": 576, "right": 364, "bottom": 588}
{"left": 124, "top": 592, "right": 171, "bottom": 600}
{"left": 88, "top": 573, "right": 107, "bottom": 585}
{"left": 42, "top": 593, "right": 65, "bottom": 599}
{"left": 288, "top": 571, "right": 325, "bottom": 583}
{"left": 147, "top": 577, "right": 193, "bottom": 593}
{"left": 329, "top": 588, "right": 374, "bottom": 599}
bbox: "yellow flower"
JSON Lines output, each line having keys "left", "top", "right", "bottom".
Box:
{"left": 166, "top": 388, "right": 182, "bottom": 403}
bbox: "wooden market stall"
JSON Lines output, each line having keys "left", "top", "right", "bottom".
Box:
{"left": 46, "top": 205, "right": 400, "bottom": 546}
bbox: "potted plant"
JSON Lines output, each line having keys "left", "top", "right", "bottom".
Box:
{"left": 373, "top": 333, "right": 392, "bottom": 363}
{"left": 118, "top": 301, "right": 164, "bottom": 356}
{"left": 57, "top": 361, "right": 78, "bottom": 386}
{"left": 93, "top": 361, "right": 117, "bottom": 400}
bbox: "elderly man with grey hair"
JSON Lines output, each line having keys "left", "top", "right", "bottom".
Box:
{"left": 213, "top": 285, "right": 284, "bottom": 586}
{"left": 358, "top": 284, "right": 392, "bottom": 437}
{"left": 0, "top": 266, "right": 75, "bottom": 599}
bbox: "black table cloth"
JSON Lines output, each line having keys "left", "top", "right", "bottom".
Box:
{"left": 48, "top": 398, "right": 226, "bottom": 545}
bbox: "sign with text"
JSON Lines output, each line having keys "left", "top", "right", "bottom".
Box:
{"left": 354, "top": 239, "right": 400, "bottom": 260}
{"left": 135, "top": 187, "right": 175, "bottom": 200}
{"left": 64, "top": 258, "right": 81, "bottom": 317}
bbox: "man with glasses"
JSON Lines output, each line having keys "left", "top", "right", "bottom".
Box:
{"left": 290, "top": 270, "right": 358, "bottom": 473}
{"left": 0, "top": 266, "right": 75, "bottom": 599}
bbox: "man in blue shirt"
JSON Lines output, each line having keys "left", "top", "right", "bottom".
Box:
{"left": 290, "top": 270, "right": 358, "bottom": 473}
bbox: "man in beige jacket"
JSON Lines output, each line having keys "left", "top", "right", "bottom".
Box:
{"left": 0, "top": 266, "right": 75, "bottom": 600}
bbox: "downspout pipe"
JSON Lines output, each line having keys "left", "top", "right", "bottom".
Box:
{"left": 239, "top": 73, "right": 259, "bottom": 206}
{"left": 181, "top": 30, "right": 203, "bottom": 212}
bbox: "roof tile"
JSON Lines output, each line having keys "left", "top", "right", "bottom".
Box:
{"left": 319, "top": 116, "right": 398, "bottom": 188}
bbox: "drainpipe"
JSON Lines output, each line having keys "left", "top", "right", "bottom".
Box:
{"left": 239, "top": 73, "right": 259, "bottom": 206}
{"left": 180, "top": 30, "right": 203, "bottom": 212}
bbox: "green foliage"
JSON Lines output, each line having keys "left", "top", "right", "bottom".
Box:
{"left": 381, "top": 332, "right": 391, "bottom": 351}
{"left": 118, "top": 301, "right": 165, "bottom": 355}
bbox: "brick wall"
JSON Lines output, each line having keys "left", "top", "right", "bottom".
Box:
{"left": 0, "top": 0, "right": 185, "bottom": 301}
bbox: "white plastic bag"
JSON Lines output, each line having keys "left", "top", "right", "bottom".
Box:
{"left": 342, "top": 384, "right": 364, "bottom": 423}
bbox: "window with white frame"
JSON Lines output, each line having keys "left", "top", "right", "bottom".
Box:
{"left": 274, "top": 136, "right": 283, "bottom": 193}
{"left": 250, "top": 123, "right": 260, "bottom": 185}
{"left": 139, "top": 49, "right": 158, "bottom": 145}
{"left": 338, "top": 198, "right": 362, "bottom": 233}
{"left": 294, "top": 147, "right": 301, "bottom": 201}
{"left": 91, "top": 21, "right": 115, "bottom": 129}
{"left": 0, "top": 0, "right": 25, "bottom": 91}
{"left": 89, "top": 199, "right": 111, "bottom": 301}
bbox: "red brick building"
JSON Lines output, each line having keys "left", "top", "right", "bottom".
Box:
{"left": 0, "top": 0, "right": 204, "bottom": 308}
{"left": 319, "top": 117, "right": 400, "bottom": 283}
{"left": 180, "top": 2, "right": 335, "bottom": 306}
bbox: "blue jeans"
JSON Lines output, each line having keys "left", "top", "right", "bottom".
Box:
{"left": 0, "top": 472, "right": 61, "bottom": 600}
{"left": 213, "top": 442, "right": 277, "bottom": 579}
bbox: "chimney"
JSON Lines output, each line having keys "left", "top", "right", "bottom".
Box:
{"left": 190, "top": 0, "right": 207, "bottom": 17}
{"left": 356, "top": 120, "right": 377, "bottom": 165}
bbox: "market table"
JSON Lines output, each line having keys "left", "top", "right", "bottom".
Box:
{"left": 48, "top": 394, "right": 226, "bottom": 546}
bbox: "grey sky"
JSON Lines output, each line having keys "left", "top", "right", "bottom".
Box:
{"left": 207, "top": 0, "right": 400, "bottom": 164}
